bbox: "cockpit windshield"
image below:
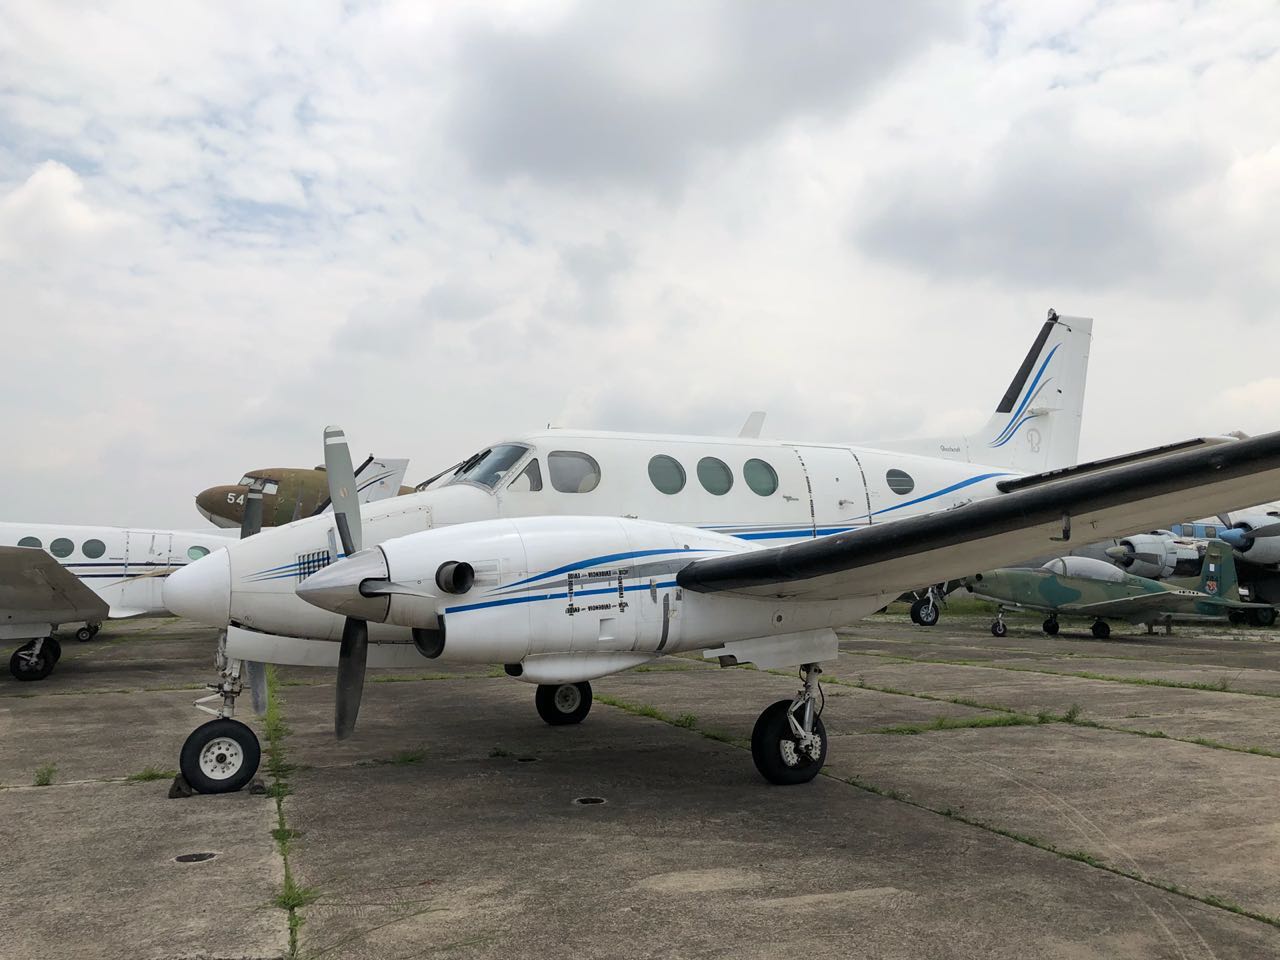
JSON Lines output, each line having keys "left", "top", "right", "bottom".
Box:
{"left": 448, "top": 444, "right": 530, "bottom": 490}
{"left": 1041, "top": 556, "right": 1125, "bottom": 582}
{"left": 237, "top": 475, "right": 256, "bottom": 486}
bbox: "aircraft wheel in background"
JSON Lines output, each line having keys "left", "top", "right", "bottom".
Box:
{"left": 180, "top": 719, "right": 261, "bottom": 794}
{"left": 9, "top": 642, "right": 56, "bottom": 681}
{"left": 535, "top": 681, "right": 593, "bottom": 725}
{"left": 1091, "top": 620, "right": 1111, "bottom": 640}
{"left": 910, "top": 596, "right": 940, "bottom": 627}
{"left": 75, "top": 626, "right": 94, "bottom": 642}
{"left": 751, "top": 699, "right": 827, "bottom": 785}
{"left": 1229, "top": 611, "right": 1248, "bottom": 626}
{"left": 1249, "top": 607, "right": 1277, "bottom": 628}
{"left": 991, "top": 620, "right": 1008, "bottom": 638}
{"left": 1042, "top": 617, "right": 1059, "bottom": 636}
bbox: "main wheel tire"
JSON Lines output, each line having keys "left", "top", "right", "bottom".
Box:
{"left": 1229, "top": 610, "right": 1247, "bottom": 626}
{"left": 535, "top": 681, "right": 592, "bottom": 725}
{"left": 1091, "top": 620, "right": 1111, "bottom": 639}
{"left": 1042, "top": 618, "right": 1060, "bottom": 636}
{"left": 1249, "top": 607, "right": 1277, "bottom": 628}
{"left": 751, "top": 699, "right": 827, "bottom": 785}
{"left": 911, "top": 597, "right": 940, "bottom": 627}
{"left": 908, "top": 602, "right": 922, "bottom": 625}
{"left": 179, "top": 719, "right": 261, "bottom": 794}
{"left": 991, "top": 620, "right": 1008, "bottom": 637}
{"left": 75, "top": 626, "right": 94, "bottom": 643}
{"left": 9, "top": 643, "right": 55, "bottom": 681}
{"left": 44, "top": 637, "right": 62, "bottom": 664}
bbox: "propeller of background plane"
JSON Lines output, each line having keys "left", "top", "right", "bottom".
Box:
{"left": 1220, "top": 521, "right": 1280, "bottom": 553}
{"left": 322, "top": 425, "right": 369, "bottom": 740}
{"left": 238, "top": 479, "right": 269, "bottom": 714}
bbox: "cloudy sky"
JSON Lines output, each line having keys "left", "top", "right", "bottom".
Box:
{"left": 2, "top": 0, "right": 1278, "bottom": 528}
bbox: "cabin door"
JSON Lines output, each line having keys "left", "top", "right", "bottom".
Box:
{"left": 789, "top": 446, "right": 872, "bottom": 537}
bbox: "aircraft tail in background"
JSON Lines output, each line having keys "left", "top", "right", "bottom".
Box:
{"left": 873, "top": 311, "right": 1093, "bottom": 476}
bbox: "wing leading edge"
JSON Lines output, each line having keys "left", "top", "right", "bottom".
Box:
{"left": 677, "top": 431, "right": 1280, "bottom": 601}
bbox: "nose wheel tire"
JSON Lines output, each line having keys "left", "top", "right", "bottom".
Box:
{"left": 9, "top": 641, "right": 57, "bottom": 681}
{"left": 536, "top": 681, "right": 593, "bottom": 725}
{"left": 752, "top": 699, "right": 827, "bottom": 785}
{"left": 1091, "top": 620, "right": 1111, "bottom": 640}
{"left": 991, "top": 619, "right": 1008, "bottom": 638}
{"left": 180, "top": 718, "right": 261, "bottom": 794}
{"left": 909, "top": 596, "right": 940, "bottom": 627}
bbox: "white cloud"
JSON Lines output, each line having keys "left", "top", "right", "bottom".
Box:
{"left": 0, "top": 1, "right": 1277, "bottom": 529}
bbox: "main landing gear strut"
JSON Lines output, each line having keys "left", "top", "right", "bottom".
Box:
{"left": 751, "top": 663, "right": 827, "bottom": 785}
{"left": 178, "top": 633, "right": 261, "bottom": 794}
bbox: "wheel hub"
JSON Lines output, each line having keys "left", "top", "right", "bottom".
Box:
{"left": 199, "top": 736, "right": 244, "bottom": 780}
{"left": 554, "top": 685, "right": 581, "bottom": 713}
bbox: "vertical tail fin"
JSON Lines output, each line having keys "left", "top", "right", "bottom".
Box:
{"left": 1198, "top": 539, "right": 1241, "bottom": 602}
{"left": 871, "top": 310, "right": 1093, "bottom": 475}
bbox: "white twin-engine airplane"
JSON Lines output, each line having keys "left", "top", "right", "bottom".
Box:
{"left": 164, "top": 313, "right": 1280, "bottom": 794}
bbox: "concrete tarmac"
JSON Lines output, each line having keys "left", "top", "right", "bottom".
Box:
{"left": 3, "top": 610, "right": 1279, "bottom": 959}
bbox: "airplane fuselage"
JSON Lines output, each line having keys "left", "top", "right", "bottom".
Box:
{"left": 0, "top": 522, "right": 233, "bottom": 619}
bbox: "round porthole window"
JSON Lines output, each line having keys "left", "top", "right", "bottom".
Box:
{"left": 50, "top": 537, "right": 74, "bottom": 558}
{"left": 886, "top": 469, "right": 915, "bottom": 496}
{"left": 188, "top": 545, "right": 211, "bottom": 561}
{"left": 697, "top": 457, "right": 734, "bottom": 496}
{"left": 18, "top": 536, "right": 42, "bottom": 549}
{"left": 743, "top": 459, "right": 778, "bottom": 496}
{"left": 82, "top": 539, "right": 106, "bottom": 559}
{"left": 648, "top": 455, "right": 686, "bottom": 495}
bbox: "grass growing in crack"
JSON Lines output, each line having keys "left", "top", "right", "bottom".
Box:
{"left": 488, "top": 746, "right": 513, "bottom": 758}
{"left": 674, "top": 713, "right": 697, "bottom": 729}
{"left": 263, "top": 666, "right": 314, "bottom": 958}
{"left": 376, "top": 749, "right": 426, "bottom": 765}
{"left": 1063, "top": 702, "right": 1081, "bottom": 723}
{"left": 32, "top": 764, "right": 56, "bottom": 786}
{"left": 126, "top": 766, "right": 176, "bottom": 782}
{"left": 870, "top": 713, "right": 1040, "bottom": 735}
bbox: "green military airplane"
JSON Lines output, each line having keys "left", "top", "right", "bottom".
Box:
{"left": 963, "top": 540, "right": 1274, "bottom": 639}
{"left": 196, "top": 458, "right": 413, "bottom": 530}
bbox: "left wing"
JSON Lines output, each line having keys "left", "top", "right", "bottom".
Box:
{"left": 0, "top": 546, "right": 110, "bottom": 626}
{"left": 677, "top": 431, "right": 1280, "bottom": 601}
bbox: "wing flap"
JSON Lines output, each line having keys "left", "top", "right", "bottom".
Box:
{"left": 0, "top": 547, "right": 110, "bottom": 624}
{"left": 677, "top": 431, "right": 1280, "bottom": 601}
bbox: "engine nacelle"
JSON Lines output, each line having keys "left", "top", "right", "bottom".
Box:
{"left": 1110, "top": 533, "right": 1199, "bottom": 580}
{"left": 366, "top": 516, "right": 749, "bottom": 664}
{"left": 1229, "top": 512, "right": 1280, "bottom": 566}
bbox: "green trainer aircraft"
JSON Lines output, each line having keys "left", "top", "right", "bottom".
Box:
{"left": 963, "top": 540, "right": 1274, "bottom": 639}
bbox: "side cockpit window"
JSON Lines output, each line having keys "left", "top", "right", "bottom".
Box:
{"left": 263, "top": 480, "right": 280, "bottom": 495}
{"left": 549, "top": 451, "right": 601, "bottom": 493}
{"left": 509, "top": 459, "right": 543, "bottom": 493}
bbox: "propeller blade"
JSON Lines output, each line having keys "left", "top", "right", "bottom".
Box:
{"left": 245, "top": 660, "right": 269, "bottom": 716}
{"left": 335, "top": 617, "right": 368, "bottom": 739}
{"left": 323, "top": 425, "right": 362, "bottom": 555}
{"left": 1246, "top": 521, "right": 1280, "bottom": 542}
{"left": 240, "top": 479, "right": 265, "bottom": 539}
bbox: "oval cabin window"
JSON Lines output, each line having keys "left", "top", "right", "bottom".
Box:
{"left": 743, "top": 459, "right": 778, "bottom": 497}
{"left": 886, "top": 469, "right": 915, "bottom": 496}
{"left": 648, "top": 455, "right": 686, "bottom": 495}
{"left": 697, "top": 457, "right": 734, "bottom": 496}
{"left": 188, "top": 545, "right": 211, "bottom": 561}
{"left": 82, "top": 539, "right": 106, "bottom": 559}
{"left": 18, "top": 536, "right": 41, "bottom": 549}
{"left": 50, "top": 537, "right": 74, "bottom": 558}
{"left": 548, "top": 451, "right": 601, "bottom": 494}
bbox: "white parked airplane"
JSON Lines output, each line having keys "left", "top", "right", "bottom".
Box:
{"left": 163, "top": 313, "right": 1280, "bottom": 794}
{"left": 1, "top": 523, "right": 233, "bottom": 680}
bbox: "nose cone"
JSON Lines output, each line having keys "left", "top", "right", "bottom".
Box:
{"left": 296, "top": 548, "right": 391, "bottom": 621}
{"left": 165, "top": 548, "right": 231, "bottom": 626}
{"left": 196, "top": 486, "right": 244, "bottom": 529}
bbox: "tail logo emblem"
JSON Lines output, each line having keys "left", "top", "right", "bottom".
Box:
{"left": 1205, "top": 578, "right": 1218, "bottom": 595}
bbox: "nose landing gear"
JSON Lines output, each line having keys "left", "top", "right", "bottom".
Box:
{"left": 178, "top": 633, "right": 262, "bottom": 794}
{"left": 751, "top": 663, "right": 827, "bottom": 785}
{"left": 990, "top": 611, "right": 1008, "bottom": 637}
